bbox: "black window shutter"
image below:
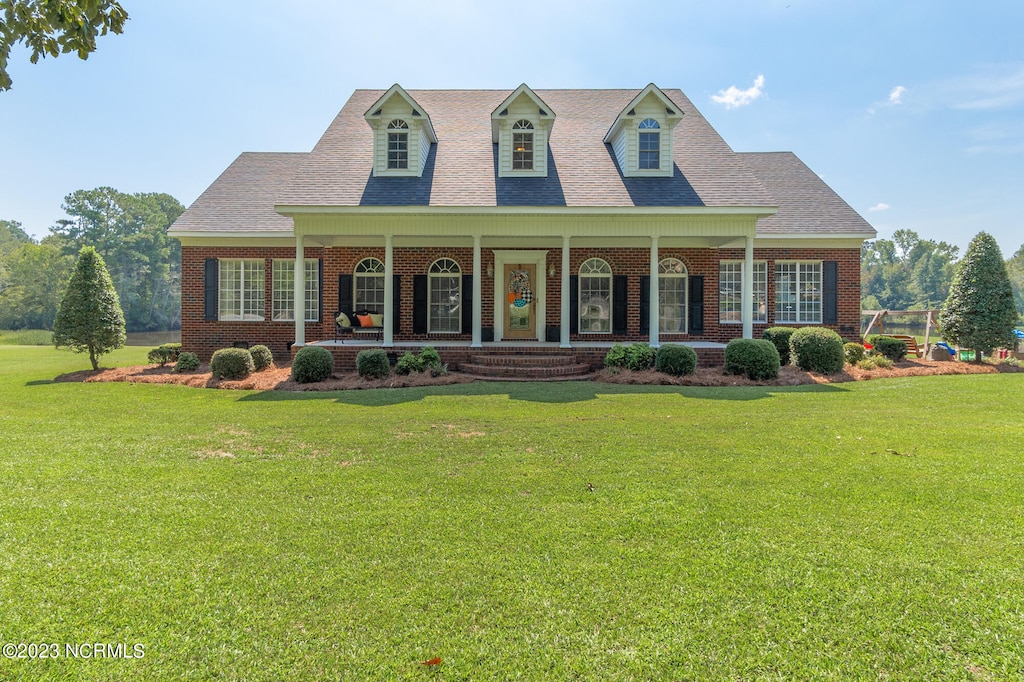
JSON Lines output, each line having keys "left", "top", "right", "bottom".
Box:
{"left": 688, "top": 275, "right": 704, "bottom": 335}
{"left": 413, "top": 275, "right": 428, "bottom": 334}
{"left": 569, "top": 275, "right": 579, "bottom": 334}
{"left": 392, "top": 275, "right": 401, "bottom": 334}
{"left": 612, "top": 275, "right": 628, "bottom": 335}
{"left": 822, "top": 261, "right": 838, "bottom": 325}
{"left": 317, "top": 259, "right": 323, "bottom": 322}
{"left": 461, "top": 274, "right": 473, "bottom": 334}
{"left": 338, "top": 274, "right": 353, "bottom": 312}
{"left": 639, "top": 275, "right": 650, "bottom": 334}
{"left": 204, "top": 258, "right": 218, "bottom": 321}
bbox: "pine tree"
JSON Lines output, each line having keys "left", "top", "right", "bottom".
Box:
{"left": 940, "top": 232, "right": 1017, "bottom": 362}
{"left": 53, "top": 246, "right": 126, "bottom": 370}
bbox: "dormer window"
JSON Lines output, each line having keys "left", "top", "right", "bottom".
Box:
{"left": 604, "top": 84, "right": 683, "bottom": 178}
{"left": 491, "top": 84, "right": 555, "bottom": 178}
{"left": 364, "top": 85, "right": 436, "bottom": 178}
{"left": 638, "top": 119, "right": 660, "bottom": 170}
{"left": 386, "top": 119, "right": 409, "bottom": 169}
{"left": 512, "top": 120, "right": 534, "bottom": 170}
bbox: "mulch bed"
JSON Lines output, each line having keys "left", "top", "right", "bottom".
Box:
{"left": 54, "top": 358, "right": 1022, "bottom": 391}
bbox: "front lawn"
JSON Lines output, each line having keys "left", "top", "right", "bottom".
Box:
{"left": 1, "top": 346, "right": 1023, "bottom": 680}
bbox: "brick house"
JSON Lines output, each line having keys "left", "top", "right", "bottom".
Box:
{"left": 168, "top": 84, "right": 875, "bottom": 368}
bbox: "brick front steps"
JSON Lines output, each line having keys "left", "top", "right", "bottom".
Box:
{"left": 298, "top": 343, "right": 726, "bottom": 378}
{"left": 459, "top": 354, "right": 594, "bottom": 381}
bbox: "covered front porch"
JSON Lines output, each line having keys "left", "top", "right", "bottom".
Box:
{"left": 280, "top": 209, "right": 769, "bottom": 353}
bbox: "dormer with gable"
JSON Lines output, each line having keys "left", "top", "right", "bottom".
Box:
{"left": 604, "top": 84, "right": 683, "bottom": 178}
{"left": 491, "top": 84, "right": 556, "bottom": 178}
{"left": 364, "top": 84, "right": 437, "bottom": 178}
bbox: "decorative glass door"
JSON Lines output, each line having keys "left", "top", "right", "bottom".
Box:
{"left": 504, "top": 264, "right": 536, "bottom": 338}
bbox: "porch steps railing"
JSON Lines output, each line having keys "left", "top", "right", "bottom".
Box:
{"left": 458, "top": 354, "right": 593, "bottom": 381}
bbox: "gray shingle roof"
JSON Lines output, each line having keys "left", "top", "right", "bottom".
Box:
{"left": 276, "top": 88, "right": 775, "bottom": 208}
{"left": 171, "top": 152, "right": 303, "bottom": 233}
{"left": 169, "top": 89, "right": 876, "bottom": 240}
{"left": 740, "top": 152, "right": 877, "bottom": 237}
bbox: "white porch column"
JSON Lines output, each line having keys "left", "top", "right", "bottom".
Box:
{"left": 742, "top": 235, "right": 754, "bottom": 339}
{"left": 649, "top": 236, "right": 659, "bottom": 347}
{"left": 560, "top": 235, "right": 571, "bottom": 348}
{"left": 293, "top": 233, "right": 305, "bottom": 346}
{"left": 383, "top": 234, "right": 394, "bottom": 347}
{"left": 472, "top": 235, "right": 482, "bottom": 347}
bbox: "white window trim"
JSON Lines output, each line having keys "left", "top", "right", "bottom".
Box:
{"left": 219, "top": 259, "right": 264, "bottom": 322}
{"left": 579, "top": 258, "right": 612, "bottom": 335}
{"left": 719, "top": 260, "right": 767, "bottom": 325}
{"left": 774, "top": 260, "right": 823, "bottom": 325}
{"left": 428, "top": 258, "right": 462, "bottom": 334}
{"left": 658, "top": 257, "right": 688, "bottom": 334}
{"left": 354, "top": 257, "right": 385, "bottom": 311}
{"left": 272, "top": 259, "right": 319, "bottom": 322}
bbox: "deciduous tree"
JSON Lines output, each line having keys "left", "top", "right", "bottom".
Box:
{"left": 940, "top": 232, "right": 1017, "bottom": 361}
{"left": 52, "top": 246, "right": 125, "bottom": 370}
{"left": 1, "top": 0, "right": 128, "bottom": 90}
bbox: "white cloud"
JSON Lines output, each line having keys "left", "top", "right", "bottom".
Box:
{"left": 889, "top": 86, "right": 906, "bottom": 104}
{"left": 869, "top": 203, "right": 891, "bottom": 212}
{"left": 711, "top": 75, "right": 765, "bottom": 109}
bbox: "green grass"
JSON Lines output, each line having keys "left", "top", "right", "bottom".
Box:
{"left": 0, "top": 328, "right": 53, "bottom": 345}
{"left": 2, "top": 346, "right": 1023, "bottom": 680}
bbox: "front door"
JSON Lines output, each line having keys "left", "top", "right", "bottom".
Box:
{"left": 504, "top": 264, "right": 537, "bottom": 339}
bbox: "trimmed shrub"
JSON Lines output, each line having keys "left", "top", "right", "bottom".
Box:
{"left": 395, "top": 351, "right": 424, "bottom": 375}
{"left": 625, "top": 343, "right": 656, "bottom": 371}
{"left": 655, "top": 344, "right": 698, "bottom": 376}
{"left": 857, "top": 354, "right": 894, "bottom": 370}
{"left": 844, "top": 342, "right": 867, "bottom": 365}
{"left": 210, "top": 347, "right": 254, "bottom": 380}
{"left": 419, "top": 346, "right": 442, "bottom": 370}
{"left": 249, "top": 344, "right": 274, "bottom": 371}
{"left": 604, "top": 343, "right": 628, "bottom": 368}
{"left": 790, "top": 327, "right": 845, "bottom": 375}
{"left": 763, "top": 327, "right": 796, "bottom": 365}
{"left": 148, "top": 347, "right": 174, "bottom": 366}
{"left": 356, "top": 349, "right": 390, "bottom": 380}
{"left": 869, "top": 336, "right": 908, "bottom": 362}
{"left": 724, "top": 338, "right": 781, "bottom": 380}
{"left": 172, "top": 351, "right": 200, "bottom": 373}
{"left": 292, "top": 346, "right": 334, "bottom": 383}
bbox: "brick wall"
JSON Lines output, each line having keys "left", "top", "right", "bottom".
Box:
{"left": 182, "top": 245, "right": 862, "bottom": 360}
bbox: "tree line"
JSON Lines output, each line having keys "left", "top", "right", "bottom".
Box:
{"left": 2, "top": 198, "right": 1022, "bottom": 332}
{"left": 0, "top": 187, "right": 183, "bottom": 332}
{"left": 862, "top": 229, "right": 1024, "bottom": 321}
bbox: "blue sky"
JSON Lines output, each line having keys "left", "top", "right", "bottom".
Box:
{"left": 2, "top": 0, "right": 1022, "bottom": 257}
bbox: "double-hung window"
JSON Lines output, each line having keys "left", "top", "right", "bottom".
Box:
{"left": 638, "top": 119, "right": 660, "bottom": 170}
{"left": 512, "top": 120, "right": 534, "bottom": 170}
{"left": 387, "top": 119, "right": 409, "bottom": 169}
{"left": 219, "top": 259, "right": 264, "bottom": 321}
{"left": 272, "top": 259, "right": 319, "bottom": 322}
{"left": 354, "top": 257, "right": 385, "bottom": 310}
{"left": 658, "top": 257, "right": 688, "bottom": 333}
{"left": 774, "top": 261, "right": 822, "bottom": 324}
{"left": 428, "top": 258, "right": 461, "bottom": 333}
{"left": 579, "top": 258, "right": 612, "bottom": 333}
{"left": 719, "top": 261, "right": 767, "bottom": 324}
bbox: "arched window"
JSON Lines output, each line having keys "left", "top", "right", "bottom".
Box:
{"left": 387, "top": 119, "right": 409, "bottom": 169}
{"left": 428, "top": 258, "right": 461, "bottom": 333}
{"left": 512, "top": 119, "right": 534, "bottom": 170}
{"left": 354, "top": 257, "right": 385, "bottom": 311}
{"left": 638, "top": 118, "right": 660, "bottom": 170}
{"left": 579, "top": 258, "right": 612, "bottom": 333}
{"left": 658, "top": 257, "right": 687, "bottom": 333}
